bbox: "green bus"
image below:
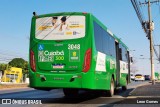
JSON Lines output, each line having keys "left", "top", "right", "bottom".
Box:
{"left": 29, "top": 12, "right": 131, "bottom": 97}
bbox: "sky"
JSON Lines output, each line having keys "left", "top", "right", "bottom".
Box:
{"left": 0, "top": 0, "right": 160, "bottom": 75}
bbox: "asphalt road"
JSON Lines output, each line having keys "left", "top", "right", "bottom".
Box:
{"left": 0, "top": 81, "right": 150, "bottom": 107}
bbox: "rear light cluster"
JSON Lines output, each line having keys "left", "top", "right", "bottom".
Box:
{"left": 83, "top": 48, "right": 91, "bottom": 72}
{"left": 30, "top": 50, "right": 36, "bottom": 72}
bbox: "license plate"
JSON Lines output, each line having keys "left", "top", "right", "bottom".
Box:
{"left": 53, "top": 64, "right": 64, "bottom": 69}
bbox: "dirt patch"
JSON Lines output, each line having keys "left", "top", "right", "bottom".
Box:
{"left": 0, "top": 84, "right": 29, "bottom": 89}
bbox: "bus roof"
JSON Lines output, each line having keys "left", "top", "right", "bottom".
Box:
{"left": 33, "top": 12, "right": 129, "bottom": 50}
{"left": 33, "top": 12, "right": 87, "bottom": 18}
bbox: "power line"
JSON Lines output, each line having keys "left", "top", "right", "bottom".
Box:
{"left": 131, "top": 0, "right": 149, "bottom": 35}
{"left": 154, "top": 44, "right": 160, "bottom": 61}
{"left": 131, "top": 0, "right": 160, "bottom": 85}
{"left": 131, "top": 0, "right": 145, "bottom": 24}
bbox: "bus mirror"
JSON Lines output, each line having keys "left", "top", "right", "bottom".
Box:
{"left": 33, "top": 12, "right": 38, "bottom": 18}
{"left": 33, "top": 12, "right": 37, "bottom": 16}
{"left": 119, "top": 48, "right": 122, "bottom": 60}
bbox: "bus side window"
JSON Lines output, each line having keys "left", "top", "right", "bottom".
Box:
{"left": 123, "top": 47, "right": 128, "bottom": 62}
{"left": 109, "top": 37, "right": 116, "bottom": 57}
{"left": 94, "top": 21, "right": 103, "bottom": 52}
{"left": 102, "top": 30, "right": 109, "bottom": 55}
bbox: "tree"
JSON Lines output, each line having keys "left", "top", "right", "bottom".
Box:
{"left": 23, "top": 61, "right": 29, "bottom": 75}
{"left": 8, "top": 58, "right": 28, "bottom": 74}
{"left": 0, "top": 63, "right": 8, "bottom": 74}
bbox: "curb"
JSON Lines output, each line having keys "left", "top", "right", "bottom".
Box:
{"left": 128, "top": 96, "right": 160, "bottom": 98}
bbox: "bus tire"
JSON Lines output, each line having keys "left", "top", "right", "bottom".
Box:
{"left": 63, "top": 88, "right": 79, "bottom": 96}
{"left": 104, "top": 78, "right": 114, "bottom": 97}
{"left": 122, "top": 86, "right": 127, "bottom": 91}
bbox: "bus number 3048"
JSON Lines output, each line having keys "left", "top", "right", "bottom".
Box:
{"left": 68, "top": 44, "right": 80, "bottom": 50}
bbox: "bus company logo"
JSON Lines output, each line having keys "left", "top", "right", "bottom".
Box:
{"left": 38, "top": 50, "right": 64, "bottom": 62}
{"left": 44, "top": 50, "right": 64, "bottom": 56}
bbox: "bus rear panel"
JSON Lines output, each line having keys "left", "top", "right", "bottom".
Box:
{"left": 29, "top": 12, "right": 96, "bottom": 89}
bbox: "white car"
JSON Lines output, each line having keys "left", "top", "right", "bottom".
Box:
{"left": 134, "top": 74, "right": 145, "bottom": 81}
{"left": 130, "top": 74, "right": 135, "bottom": 81}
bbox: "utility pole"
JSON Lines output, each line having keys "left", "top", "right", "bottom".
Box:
{"left": 148, "top": 0, "right": 155, "bottom": 85}
{"left": 139, "top": 0, "right": 160, "bottom": 85}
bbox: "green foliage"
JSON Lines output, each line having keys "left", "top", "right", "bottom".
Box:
{"left": 8, "top": 58, "right": 28, "bottom": 74}
{"left": 9, "top": 58, "right": 25, "bottom": 68}
{"left": 0, "top": 63, "right": 8, "bottom": 72}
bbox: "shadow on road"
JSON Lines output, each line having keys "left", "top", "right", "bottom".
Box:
{"left": 42, "top": 88, "right": 135, "bottom": 104}
{"left": 0, "top": 87, "right": 135, "bottom": 104}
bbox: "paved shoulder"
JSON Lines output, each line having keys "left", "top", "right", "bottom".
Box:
{"left": 130, "top": 82, "right": 160, "bottom": 97}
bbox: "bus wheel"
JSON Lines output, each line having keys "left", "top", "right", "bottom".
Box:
{"left": 63, "top": 88, "right": 79, "bottom": 96}
{"left": 122, "top": 86, "right": 127, "bottom": 91}
{"left": 104, "top": 78, "right": 114, "bottom": 97}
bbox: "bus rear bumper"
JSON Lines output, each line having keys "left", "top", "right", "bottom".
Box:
{"left": 29, "top": 71, "right": 82, "bottom": 89}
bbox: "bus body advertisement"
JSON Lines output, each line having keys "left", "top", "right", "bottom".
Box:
{"left": 29, "top": 12, "right": 130, "bottom": 97}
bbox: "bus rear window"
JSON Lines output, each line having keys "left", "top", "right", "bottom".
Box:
{"left": 35, "top": 16, "right": 85, "bottom": 40}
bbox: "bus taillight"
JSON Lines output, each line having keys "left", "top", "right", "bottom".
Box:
{"left": 30, "top": 50, "right": 36, "bottom": 72}
{"left": 83, "top": 48, "right": 91, "bottom": 72}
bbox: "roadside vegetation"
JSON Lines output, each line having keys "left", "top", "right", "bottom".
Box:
{"left": 0, "top": 58, "right": 28, "bottom": 77}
